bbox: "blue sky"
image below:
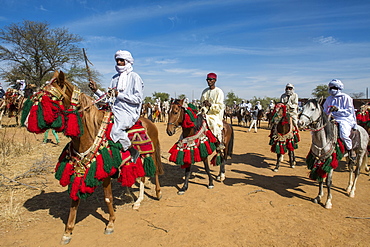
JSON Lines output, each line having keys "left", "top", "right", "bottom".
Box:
{"left": 1, "top": 0, "right": 370, "bottom": 101}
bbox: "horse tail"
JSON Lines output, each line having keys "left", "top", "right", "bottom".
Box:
{"left": 227, "top": 124, "right": 234, "bottom": 159}
{"left": 154, "top": 139, "right": 164, "bottom": 175}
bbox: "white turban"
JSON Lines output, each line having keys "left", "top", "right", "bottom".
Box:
{"left": 114, "top": 50, "right": 134, "bottom": 64}
{"left": 286, "top": 83, "right": 294, "bottom": 88}
{"left": 328, "top": 79, "right": 344, "bottom": 90}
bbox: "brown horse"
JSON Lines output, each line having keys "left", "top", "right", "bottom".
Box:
{"left": 257, "top": 109, "right": 265, "bottom": 128}
{"left": 3, "top": 89, "right": 24, "bottom": 126}
{"left": 269, "top": 103, "right": 299, "bottom": 172}
{"left": 25, "top": 71, "right": 163, "bottom": 245}
{"left": 166, "top": 99, "right": 234, "bottom": 195}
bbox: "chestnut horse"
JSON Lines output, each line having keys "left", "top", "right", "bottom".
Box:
{"left": 166, "top": 99, "right": 234, "bottom": 195}
{"left": 25, "top": 71, "right": 163, "bottom": 244}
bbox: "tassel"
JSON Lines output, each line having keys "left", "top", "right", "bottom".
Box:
{"left": 41, "top": 95, "right": 56, "bottom": 124}
{"left": 193, "top": 146, "right": 202, "bottom": 162}
{"left": 59, "top": 162, "right": 74, "bottom": 187}
{"left": 199, "top": 142, "right": 208, "bottom": 158}
{"left": 21, "top": 98, "right": 33, "bottom": 126}
{"left": 95, "top": 154, "right": 108, "bottom": 180}
{"left": 100, "top": 147, "right": 113, "bottom": 173}
{"left": 206, "top": 130, "right": 217, "bottom": 143}
{"left": 36, "top": 103, "right": 48, "bottom": 129}
{"left": 183, "top": 149, "right": 192, "bottom": 165}
{"left": 27, "top": 104, "right": 45, "bottom": 134}
{"left": 169, "top": 147, "right": 179, "bottom": 162}
{"left": 143, "top": 155, "right": 156, "bottom": 177}
{"left": 55, "top": 160, "right": 68, "bottom": 181}
{"left": 286, "top": 140, "right": 294, "bottom": 151}
{"left": 176, "top": 150, "right": 185, "bottom": 165}
{"left": 330, "top": 152, "right": 338, "bottom": 169}
{"left": 118, "top": 165, "right": 136, "bottom": 187}
{"left": 204, "top": 141, "right": 213, "bottom": 154}
{"left": 182, "top": 113, "right": 195, "bottom": 128}
{"left": 69, "top": 175, "right": 81, "bottom": 201}
{"left": 85, "top": 161, "right": 101, "bottom": 187}
{"left": 64, "top": 110, "right": 83, "bottom": 137}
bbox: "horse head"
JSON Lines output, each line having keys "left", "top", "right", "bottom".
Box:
{"left": 166, "top": 98, "right": 185, "bottom": 136}
{"left": 298, "top": 98, "right": 323, "bottom": 130}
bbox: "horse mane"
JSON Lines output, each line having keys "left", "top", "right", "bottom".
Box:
{"left": 308, "top": 98, "right": 334, "bottom": 139}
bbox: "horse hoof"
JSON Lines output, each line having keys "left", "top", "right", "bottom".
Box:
{"left": 312, "top": 198, "right": 319, "bottom": 204}
{"left": 104, "top": 228, "right": 114, "bottom": 235}
{"left": 325, "top": 203, "right": 332, "bottom": 209}
{"left": 177, "top": 190, "right": 185, "bottom": 195}
{"left": 217, "top": 174, "right": 226, "bottom": 182}
{"left": 132, "top": 203, "right": 140, "bottom": 210}
{"left": 208, "top": 185, "right": 214, "bottom": 189}
{"left": 349, "top": 192, "right": 355, "bottom": 198}
{"left": 156, "top": 191, "right": 162, "bottom": 200}
{"left": 60, "top": 234, "right": 72, "bottom": 245}
{"left": 273, "top": 168, "right": 278, "bottom": 172}
{"left": 290, "top": 165, "right": 295, "bottom": 169}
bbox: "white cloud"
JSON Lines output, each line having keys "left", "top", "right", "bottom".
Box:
{"left": 314, "top": 36, "right": 338, "bottom": 45}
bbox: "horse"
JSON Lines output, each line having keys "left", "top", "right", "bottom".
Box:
{"left": 298, "top": 98, "right": 369, "bottom": 209}
{"left": 4, "top": 88, "right": 24, "bottom": 126}
{"left": 153, "top": 103, "right": 162, "bottom": 122}
{"left": 269, "top": 103, "right": 300, "bottom": 172}
{"left": 223, "top": 106, "right": 235, "bottom": 125}
{"left": 23, "top": 71, "right": 163, "bottom": 244}
{"left": 166, "top": 99, "right": 234, "bottom": 195}
{"left": 235, "top": 107, "right": 250, "bottom": 127}
{"left": 256, "top": 109, "right": 265, "bottom": 128}
{"left": 266, "top": 109, "right": 275, "bottom": 130}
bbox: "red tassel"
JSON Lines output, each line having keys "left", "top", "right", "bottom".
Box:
{"left": 134, "top": 158, "right": 146, "bottom": 177}
{"left": 95, "top": 154, "right": 108, "bottom": 180}
{"left": 204, "top": 141, "right": 213, "bottom": 154}
{"left": 169, "top": 147, "right": 179, "bottom": 162}
{"left": 183, "top": 149, "right": 192, "bottom": 164}
{"left": 55, "top": 149, "right": 68, "bottom": 172}
{"left": 60, "top": 162, "right": 74, "bottom": 187}
{"left": 193, "top": 147, "right": 202, "bottom": 162}
{"left": 70, "top": 176, "right": 82, "bottom": 201}
{"left": 206, "top": 130, "right": 217, "bottom": 143}
{"left": 182, "top": 114, "right": 195, "bottom": 128}
{"left": 286, "top": 140, "right": 294, "bottom": 151}
{"left": 118, "top": 165, "right": 136, "bottom": 187}
{"left": 64, "top": 110, "right": 80, "bottom": 137}
{"left": 27, "top": 105, "right": 44, "bottom": 134}
{"left": 106, "top": 123, "right": 113, "bottom": 140}
{"left": 337, "top": 138, "right": 345, "bottom": 153}
{"left": 280, "top": 143, "right": 286, "bottom": 154}
{"left": 41, "top": 95, "right": 56, "bottom": 124}
{"left": 331, "top": 152, "right": 338, "bottom": 169}
{"left": 80, "top": 173, "right": 96, "bottom": 194}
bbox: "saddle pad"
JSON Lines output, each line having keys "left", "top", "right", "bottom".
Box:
{"left": 350, "top": 129, "right": 361, "bottom": 150}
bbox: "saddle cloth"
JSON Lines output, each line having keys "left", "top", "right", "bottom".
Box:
{"left": 350, "top": 128, "right": 361, "bottom": 150}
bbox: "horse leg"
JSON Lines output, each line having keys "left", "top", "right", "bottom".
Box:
{"left": 154, "top": 172, "right": 162, "bottom": 199}
{"left": 217, "top": 152, "right": 226, "bottom": 182}
{"left": 347, "top": 153, "right": 364, "bottom": 198}
{"left": 324, "top": 170, "right": 333, "bottom": 209}
{"left": 133, "top": 177, "right": 145, "bottom": 210}
{"left": 289, "top": 151, "right": 296, "bottom": 168}
{"left": 102, "top": 177, "right": 116, "bottom": 234}
{"left": 313, "top": 181, "right": 324, "bottom": 205}
{"left": 273, "top": 154, "right": 283, "bottom": 172}
{"left": 60, "top": 199, "right": 80, "bottom": 245}
{"left": 178, "top": 166, "right": 191, "bottom": 195}
{"left": 203, "top": 159, "right": 214, "bottom": 189}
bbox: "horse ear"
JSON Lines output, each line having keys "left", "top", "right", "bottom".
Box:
{"left": 318, "top": 96, "right": 324, "bottom": 105}
{"left": 56, "top": 71, "right": 65, "bottom": 88}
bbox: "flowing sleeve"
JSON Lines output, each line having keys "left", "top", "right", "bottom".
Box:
{"left": 208, "top": 88, "right": 225, "bottom": 114}
{"left": 116, "top": 72, "right": 143, "bottom": 105}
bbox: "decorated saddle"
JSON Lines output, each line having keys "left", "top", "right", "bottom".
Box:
{"left": 168, "top": 104, "right": 221, "bottom": 169}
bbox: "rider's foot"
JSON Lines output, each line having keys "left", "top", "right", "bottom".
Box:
{"left": 349, "top": 149, "right": 356, "bottom": 162}
{"left": 128, "top": 147, "right": 140, "bottom": 163}
{"left": 217, "top": 142, "right": 225, "bottom": 151}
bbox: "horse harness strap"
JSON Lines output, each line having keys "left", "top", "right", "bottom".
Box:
{"left": 71, "top": 111, "right": 113, "bottom": 175}
{"left": 311, "top": 122, "right": 338, "bottom": 161}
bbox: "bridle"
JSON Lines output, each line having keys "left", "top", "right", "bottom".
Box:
{"left": 300, "top": 104, "right": 328, "bottom": 132}
{"left": 167, "top": 102, "right": 183, "bottom": 129}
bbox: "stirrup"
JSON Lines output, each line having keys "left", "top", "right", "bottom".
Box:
{"left": 217, "top": 143, "right": 225, "bottom": 151}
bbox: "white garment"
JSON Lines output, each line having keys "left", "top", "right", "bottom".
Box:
{"left": 280, "top": 92, "right": 299, "bottom": 127}
{"left": 323, "top": 91, "right": 357, "bottom": 150}
{"left": 200, "top": 87, "right": 225, "bottom": 142}
{"left": 95, "top": 71, "right": 143, "bottom": 150}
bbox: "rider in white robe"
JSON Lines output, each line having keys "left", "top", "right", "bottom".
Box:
{"left": 200, "top": 73, "right": 225, "bottom": 149}
{"left": 90, "top": 50, "right": 143, "bottom": 152}
{"left": 280, "top": 83, "right": 299, "bottom": 127}
{"left": 323, "top": 79, "right": 357, "bottom": 159}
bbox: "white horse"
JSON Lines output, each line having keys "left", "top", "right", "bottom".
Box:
{"left": 298, "top": 98, "right": 369, "bottom": 209}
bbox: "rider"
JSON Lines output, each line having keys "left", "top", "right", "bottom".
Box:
{"left": 246, "top": 100, "right": 252, "bottom": 112}
{"left": 200, "top": 72, "right": 225, "bottom": 150}
{"left": 268, "top": 100, "right": 275, "bottom": 112}
{"left": 239, "top": 100, "right": 248, "bottom": 114}
{"left": 280, "top": 83, "right": 299, "bottom": 128}
{"left": 89, "top": 50, "right": 143, "bottom": 162}
{"left": 323, "top": 79, "right": 358, "bottom": 161}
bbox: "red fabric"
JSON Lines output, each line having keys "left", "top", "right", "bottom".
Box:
{"left": 207, "top": 73, "right": 217, "bottom": 79}
{"left": 106, "top": 123, "right": 113, "bottom": 140}
{"left": 204, "top": 141, "right": 213, "bottom": 154}
{"left": 80, "top": 174, "right": 96, "bottom": 194}
{"left": 206, "top": 130, "right": 217, "bottom": 143}
{"left": 70, "top": 176, "right": 82, "bottom": 201}
{"left": 95, "top": 154, "right": 108, "bottom": 180}
{"left": 193, "top": 147, "right": 202, "bottom": 162}
{"left": 118, "top": 165, "right": 136, "bottom": 187}
{"left": 331, "top": 152, "right": 338, "bottom": 169}
{"left": 169, "top": 146, "right": 179, "bottom": 162}
{"left": 182, "top": 114, "right": 195, "bottom": 128}
{"left": 183, "top": 149, "right": 191, "bottom": 164}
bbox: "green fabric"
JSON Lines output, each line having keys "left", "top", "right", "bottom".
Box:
{"left": 143, "top": 156, "right": 156, "bottom": 177}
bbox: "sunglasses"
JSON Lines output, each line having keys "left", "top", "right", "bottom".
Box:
{"left": 330, "top": 87, "right": 339, "bottom": 90}
{"left": 286, "top": 87, "right": 293, "bottom": 90}
{"left": 206, "top": 78, "right": 216, "bottom": 81}
{"left": 116, "top": 58, "right": 125, "bottom": 62}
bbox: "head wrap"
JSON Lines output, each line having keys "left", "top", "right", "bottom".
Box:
{"left": 114, "top": 50, "right": 134, "bottom": 91}
{"left": 328, "top": 79, "right": 343, "bottom": 96}
{"left": 328, "top": 79, "right": 344, "bottom": 90}
{"left": 115, "top": 50, "right": 134, "bottom": 64}
{"left": 207, "top": 73, "right": 217, "bottom": 79}
{"left": 285, "top": 83, "right": 294, "bottom": 96}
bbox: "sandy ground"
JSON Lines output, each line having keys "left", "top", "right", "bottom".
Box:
{"left": 0, "top": 116, "right": 370, "bottom": 247}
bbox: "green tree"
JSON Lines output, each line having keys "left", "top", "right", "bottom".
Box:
{"left": 350, "top": 92, "right": 365, "bottom": 99}
{"left": 312, "top": 84, "right": 329, "bottom": 99}
{"left": 152, "top": 92, "right": 170, "bottom": 101}
{"left": 144, "top": 96, "right": 154, "bottom": 104}
{"left": 225, "top": 91, "right": 242, "bottom": 106}
{"left": 0, "top": 20, "right": 91, "bottom": 89}
{"left": 178, "top": 94, "right": 186, "bottom": 100}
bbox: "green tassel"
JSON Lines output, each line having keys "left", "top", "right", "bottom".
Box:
{"left": 143, "top": 155, "right": 156, "bottom": 177}
{"left": 322, "top": 157, "right": 333, "bottom": 173}
{"left": 100, "top": 147, "right": 113, "bottom": 173}
{"left": 199, "top": 143, "right": 208, "bottom": 158}
{"left": 67, "top": 175, "right": 75, "bottom": 195}
{"left": 269, "top": 138, "right": 274, "bottom": 146}
{"left": 21, "top": 98, "right": 33, "bottom": 126}
{"left": 216, "top": 153, "right": 222, "bottom": 166}
{"left": 176, "top": 150, "right": 184, "bottom": 165}
{"left": 85, "top": 161, "right": 99, "bottom": 187}
{"left": 306, "top": 152, "right": 315, "bottom": 170}
{"left": 191, "top": 149, "right": 195, "bottom": 164}
{"left": 76, "top": 112, "right": 84, "bottom": 137}
{"left": 184, "top": 109, "right": 196, "bottom": 122}
{"left": 335, "top": 143, "right": 344, "bottom": 161}
{"left": 210, "top": 142, "right": 216, "bottom": 151}
{"left": 109, "top": 141, "right": 123, "bottom": 168}
{"left": 188, "top": 103, "right": 198, "bottom": 111}
{"left": 37, "top": 103, "right": 47, "bottom": 129}
{"left": 77, "top": 191, "right": 92, "bottom": 200}
{"left": 55, "top": 159, "right": 68, "bottom": 181}
{"left": 51, "top": 115, "right": 63, "bottom": 129}
{"left": 275, "top": 143, "right": 280, "bottom": 154}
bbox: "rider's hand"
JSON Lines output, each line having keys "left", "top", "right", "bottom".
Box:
{"left": 89, "top": 80, "right": 97, "bottom": 93}
{"left": 203, "top": 100, "right": 211, "bottom": 107}
{"left": 329, "top": 105, "right": 338, "bottom": 112}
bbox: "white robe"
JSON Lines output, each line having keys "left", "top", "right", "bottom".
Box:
{"left": 280, "top": 92, "right": 299, "bottom": 127}
{"left": 323, "top": 92, "right": 357, "bottom": 150}
{"left": 200, "top": 87, "right": 225, "bottom": 142}
{"left": 95, "top": 71, "right": 143, "bottom": 150}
